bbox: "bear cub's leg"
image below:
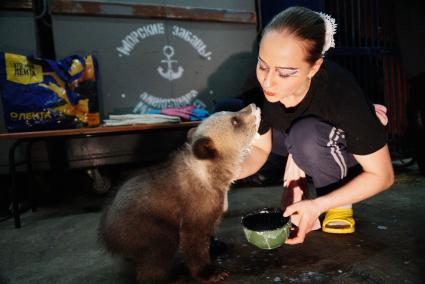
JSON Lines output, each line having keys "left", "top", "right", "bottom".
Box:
{"left": 180, "top": 227, "right": 228, "bottom": 283}
{"left": 134, "top": 240, "right": 179, "bottom": 283}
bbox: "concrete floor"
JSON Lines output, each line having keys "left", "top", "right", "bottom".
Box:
{"left": 0, "top": 164, "right": 424, "bottom": 284}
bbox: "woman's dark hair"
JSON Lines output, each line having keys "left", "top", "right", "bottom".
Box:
{"left": 262, "top": 6, "right": 326, "bottom": 65}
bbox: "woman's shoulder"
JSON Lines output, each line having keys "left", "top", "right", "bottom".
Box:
{"left": 317, "top": 60, "right": 364, "bottom": 98}
{"left": 321, "top": 60, "right": 358, "bottom": 85}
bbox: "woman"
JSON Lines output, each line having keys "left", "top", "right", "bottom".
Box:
{"left": 237, "top": 6, "right": 394, "bottom": 244}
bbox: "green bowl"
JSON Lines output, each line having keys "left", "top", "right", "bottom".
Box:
{"left": 241, "top": 208, "right": 291, "bottom": 250}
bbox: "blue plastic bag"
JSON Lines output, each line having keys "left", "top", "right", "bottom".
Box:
{"left": 0, "top": 52, "right": 100, "bottom": 132}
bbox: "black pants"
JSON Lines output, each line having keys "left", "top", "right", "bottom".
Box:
{"left": 273, "top": 117, "right": 362, "bottom": 195}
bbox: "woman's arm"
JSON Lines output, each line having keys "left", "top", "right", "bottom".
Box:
{"left": 315, "top": 144, "right": 394, "bottom": 212}
{"left": 284, "top": 144, "right": 394, "bottom": 244}
{"left": 236, "top": 129, "right": 273, "bottom": 180}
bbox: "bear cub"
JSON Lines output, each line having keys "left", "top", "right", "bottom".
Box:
{"left": 98, "top": 104, "right": 260, "bottom": 283}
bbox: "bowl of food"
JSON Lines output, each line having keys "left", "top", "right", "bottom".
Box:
{"left": 241, "top": 208, "right": 291, "bottom": 250}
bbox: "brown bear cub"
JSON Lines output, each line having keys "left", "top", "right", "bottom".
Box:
{"left": 98, "top": 104, "right": 260, "bottom": 283}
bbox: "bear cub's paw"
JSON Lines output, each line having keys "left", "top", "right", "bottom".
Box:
{"left": 198, "top": 264, "right": 229, "bottom": 283}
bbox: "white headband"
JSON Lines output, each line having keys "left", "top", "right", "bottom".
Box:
{"left": 317, "top": 12, "right": 337, "bottom": 55}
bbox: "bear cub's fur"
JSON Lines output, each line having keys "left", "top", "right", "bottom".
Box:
{"left": 98, "top": 104, "right": 260, "bottom": 283}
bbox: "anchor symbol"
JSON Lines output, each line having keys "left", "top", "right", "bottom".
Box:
{"left": 157, "top": 45, "right": 184, "bottom": 81}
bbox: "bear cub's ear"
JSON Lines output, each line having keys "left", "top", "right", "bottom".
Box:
{"left": 186, "top": 127, "right": 197, "bottom": 143}
{"left": 192, "top": 137, "right": 218, "bottom": 160}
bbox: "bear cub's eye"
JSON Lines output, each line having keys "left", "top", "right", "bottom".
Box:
{"left": 231, "top": 116, "right": 240, "bottom": 127}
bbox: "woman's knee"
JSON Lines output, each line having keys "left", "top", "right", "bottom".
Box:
{"left": 286, "top": 117, "right": 357, "bottom": 188}
{"left": 286, "top": 117, "right": 324, "bottom": 161}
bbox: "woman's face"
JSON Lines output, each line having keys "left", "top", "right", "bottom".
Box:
{"left": 257, "top": 30, "right": 321, "bottom": 107}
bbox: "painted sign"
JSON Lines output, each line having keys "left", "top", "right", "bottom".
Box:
{"left": 115, "top": 23, "right": 212, "bottom": 114}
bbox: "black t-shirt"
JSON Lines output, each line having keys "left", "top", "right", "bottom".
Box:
{"left": 258, "top": 61, "right": 387, "bottom": 155}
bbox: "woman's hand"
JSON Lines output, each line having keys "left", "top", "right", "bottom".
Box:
{"left": 283, "top": 199, "right": 323, "bottom": 245}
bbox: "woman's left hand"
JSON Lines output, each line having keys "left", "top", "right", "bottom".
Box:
{"left": 283, "top": 199, "right": 323, "bottom": 244}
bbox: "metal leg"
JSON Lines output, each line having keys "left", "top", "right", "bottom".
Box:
{"left": 9, "top": 140, "right": 27, "bottom": 228}
{"left": 25, "top": 140, "right": 37, "bottom": 212}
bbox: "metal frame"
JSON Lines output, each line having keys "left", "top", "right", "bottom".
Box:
{"left": 0, "top": 0, "right": 257, "bottom": 24}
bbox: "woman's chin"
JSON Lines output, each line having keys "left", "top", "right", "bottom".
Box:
{"left": 264, "top": 95, "right": 281, "bottom": 103}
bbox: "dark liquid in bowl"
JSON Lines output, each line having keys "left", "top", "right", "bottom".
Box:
{"left": 242, "top": 209, "right": 289, "bottom": 231}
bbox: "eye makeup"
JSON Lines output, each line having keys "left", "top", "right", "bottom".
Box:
{"left": 257, "top": 57, "right": 299, "bottom": 78}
